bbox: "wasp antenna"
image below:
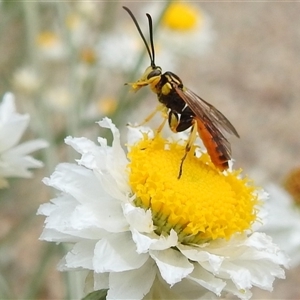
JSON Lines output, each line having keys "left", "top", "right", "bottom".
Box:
{"left": 146, "top": 13, "right": 155, "bottom": 67}
{"left": 123, "top": 6, "right": 155, "bottom": 67}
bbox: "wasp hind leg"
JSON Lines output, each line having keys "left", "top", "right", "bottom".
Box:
{"left": 178, "top": 122, "right": 198, "bottom": 179}
{"left": 168, "top": 111, "right": 196, "bottom": 179}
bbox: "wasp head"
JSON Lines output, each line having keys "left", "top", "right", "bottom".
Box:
{"left": 128, "top": 65, "right": 162, "bottom": 92}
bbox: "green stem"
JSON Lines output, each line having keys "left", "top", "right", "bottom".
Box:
{"left": 24, "top": 243, "right": 60, "bottom": 299}
{"left": 22, "top": 0, "right": 39, "bottom": 66}
{"left": 0, "top": 271, "right": 13, "bottom": 299}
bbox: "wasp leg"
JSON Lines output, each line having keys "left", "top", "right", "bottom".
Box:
{"left": 156, "top": 116, "right": 168, "bottom": 133}
{"left": 168, "top": 111, "right": 180, "bottom": 133}
{"left": 178, "top": 121, "right": 198, "bottom": 179}
{"left": 168, "top": 107, "right": 194, "bottom": 133}
{"left": 128, "top": 104, "right": 166, "bottom": 128}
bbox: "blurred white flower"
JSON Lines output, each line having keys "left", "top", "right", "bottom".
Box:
{"left": 261, "top": 183, "right": 300, "bottom": 268}
{"left": 44, "top": 86, "right": 72, "bottom": 112}
{"left": 97, "top": 29, "right": 176, "bottom": 73}
{"left": 0, "top": 93, "right": 48, "bottom": 188}
{"left": 38, "top": 118, "right": 288, "bottom": 299}
{"left": 36, "top": 31, "right": 66, "bottom": 61}
{"left": 65, "top": 13, "right": 92, "bottom": 48}
{"left": 13, "top": 67, "right": 41, "bottom": 95}
{"left": 75, "top": 2, "right": 100, "bottom": 22}
{"left": 146, "top": 2, "right": 215, "bottom": 58}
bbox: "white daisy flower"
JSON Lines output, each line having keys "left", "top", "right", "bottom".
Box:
{"left": 38, "top": 118, "right": 288, "bottom": 300}
{"left": 44, "top": 86, "right": 72, "bottom": 112}
{"left": 261, "top": 182, "right": 300, "bottom": 268}
{"left": 0, "top": 93, "right": 48, "bottom": 188}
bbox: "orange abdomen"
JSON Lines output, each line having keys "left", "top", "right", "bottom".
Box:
{"left": 196, "top": 120, "right": 229, "bottom": 171}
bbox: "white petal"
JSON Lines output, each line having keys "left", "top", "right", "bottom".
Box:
{"left": 0, "top": 94, "right": 46, "bottom": 177}
{"left": 0, "top": 93, "right": 26, "bottom": 152}
{"left": 5, "top": 139, "right": 48, "bottom": 156}
{"left": 65, "top": 136, "right": 100, "bottom": 170}
{"left": 261, "top": 184, "right": 300, "bottom": 267}
{"left": 198, "top": 233, "right": 288, "bottom": 292}
{"left": 187, "top": 263, "right": 226, "bottom": 296}
{"left": 93, "top": 232, "right": 148, "bottom": 272}
{"left": 150, "top": 248, "right": 194, "bottom": 286}
{"left": 223, "top": 280, "right": 252, "bottom": 300}
{"left": 38, "top": 193, "right": 108, "bottom": 241}
{"left": 0, "top": 156, "right": 43, "bottom": 178}
{"left": 123, "top": 203, "right": 154, "bottom": 233}
{"left": 244, "top": 232, "right": 289, "bottom": 267}
{"left": 37, "top": 202, "right": 56, "bottom": 216}
{"left": 178, "top": 244, "right": 224, "bottom": 273}
{"left": 107, "top": 258, "right": 156, "bottom": 300}
{"left": 144, "top": 274, "right": 217, "bottom": 300}
{"left": 98, "top": 118, "right": 130, "bottom": 194}
{"left": 97, "top": 118, "right": 128, "bottom": 168}
{"left": 0, "top": 93, "right": 16, "bottom": 120}
{"left": 59, "top": 240, "right": 96, "bottom": 270}
{"left": 132, "top": 229, "right": 178, "bottom": 254}
{"left": 0, "top": 94, "right": 29, "bottom": 152}
{"left": 93, "top": 272, "right": 109, "bottom": 291}
{"left": 94, "top": 170, "right": 128, "bottom": 203}
{"left": 39, "top": 228, "right": 83, "bottom": 243}
{"left": 66, "top": 119, "right": 131, "bottom": 199}
{"left": 43, "top": 163, "right": 128, "bottom": 232}
{"left": 169, "top": 279, "right": 219, "bottom": 300}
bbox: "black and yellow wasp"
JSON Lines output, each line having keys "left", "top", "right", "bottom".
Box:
{"left": 123, "top": 6, "right": 239, "bottom": 178}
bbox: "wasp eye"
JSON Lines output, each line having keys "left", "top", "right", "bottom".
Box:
{"left": 147, "top": 68, "right": 161, "bottom": 79}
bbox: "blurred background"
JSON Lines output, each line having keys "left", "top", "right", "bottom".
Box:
{"left": 0, "top": 1, "right": 299, "bottom": 299}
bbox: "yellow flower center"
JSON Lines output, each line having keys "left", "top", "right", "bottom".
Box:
{"left": 162, "top": 3, "right": 202, "bottom": 31}
{"left": 128, "top": 134, "right": 259, "bottom": 244}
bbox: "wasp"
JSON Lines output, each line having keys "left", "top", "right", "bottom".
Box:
{"left": 123, "top": 6, "right": 239, "bottom": 179}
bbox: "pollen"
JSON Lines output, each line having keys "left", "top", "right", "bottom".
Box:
{"left": 162, "top": 3, "right": 202, "bottom": 31}
{"left": 128, "top": 134, "right": 259, "bottom": 244}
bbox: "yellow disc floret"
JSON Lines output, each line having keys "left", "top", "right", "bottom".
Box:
{"left": 162, "top": 3, "right": 201, "bottom": 31}
{"left": 128, "top": 133, "right": 259, "bottom": 244}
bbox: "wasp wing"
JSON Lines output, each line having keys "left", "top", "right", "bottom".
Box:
{"left": 173, "top": 84, "right": 239, "bottom": 161}
{"left": 173, "top": 85, "right": 239, "bottom": 138}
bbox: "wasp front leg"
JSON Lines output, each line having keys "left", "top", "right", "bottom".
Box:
{"left": 128, "top": 104, "right": 168, "bottom": 133}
